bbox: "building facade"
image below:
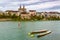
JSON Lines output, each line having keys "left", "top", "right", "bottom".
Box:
{"left": 5, "top": 5, "right": 37, "bottom": 19}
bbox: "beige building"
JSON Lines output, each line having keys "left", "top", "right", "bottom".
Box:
{"left": 21, "top": 14, "right": 30, "bottom": 19}
{"left": 29, "top": 10, "right": 36, "bottom": 16}
{"left": 5, "top": 10, "right": 19, "bottom": 16}
{"left": 0, "top": 11, "right": 4, "bottom": 15}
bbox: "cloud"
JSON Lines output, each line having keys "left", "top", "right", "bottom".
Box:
{"left": 0, "top": 0, "right": 60, "bottom": 12}
{"left": 10, "top": 0, "right": 57, "bottom": 5}
{"left": 0, "top": 0, "right": 10, "bottom": 3}
{"left": 0, "top": 7, "right": 3, "bottom": 9}
{"left": 10, "top": 0, "right": 39, "bottom": 5}
{"left": 38, "top": 9, "right": 60, "bottom": 12}
{"left": 26, "top": 1, "right": 60, "bottom": 10}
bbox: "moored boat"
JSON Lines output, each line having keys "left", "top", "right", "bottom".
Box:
{"left": 37, "top": 31, "right": 51, "bottom": 38}
{"left": 28, "top": 29, "right": 48, "bottom": 36}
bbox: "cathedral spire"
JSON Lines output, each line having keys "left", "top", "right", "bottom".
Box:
{"left": 20, "top": 5, "right": 21, "bottom": 9}
{"left": 18, "top": 4, "right": 26, "bottom": 12}
{"left": 23, "top": 5, "right": 25, "bottom": 9}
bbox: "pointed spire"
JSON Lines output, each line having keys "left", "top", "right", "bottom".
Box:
{"left": 20, "top": 5, "right": 21, "bottom": 9}
{"left": 23, "top": 4, "right": 25, "bottom": 9}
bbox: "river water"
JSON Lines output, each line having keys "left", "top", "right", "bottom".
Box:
{"left": 0, "top": 21, "right": 60, "bottom": 40}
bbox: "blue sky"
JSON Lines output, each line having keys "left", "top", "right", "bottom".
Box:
{"left": 0, "top": 0, "right": 60, "bottom": 12}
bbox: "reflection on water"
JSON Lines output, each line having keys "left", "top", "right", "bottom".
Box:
{"left": 0, "top": 21, "right": 60, "bottom": 40}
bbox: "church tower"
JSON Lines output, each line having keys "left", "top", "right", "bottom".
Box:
{"left": 18, "top": 5, "right": 26, "bottom": 13}
{"left": 20, "top": 5, "right": 21, "bottom": 9}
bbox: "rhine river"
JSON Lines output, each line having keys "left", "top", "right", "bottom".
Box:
{"left": 0, "top": 21, "right": 60, "bottom": 40}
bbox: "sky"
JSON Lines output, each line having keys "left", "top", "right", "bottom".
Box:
{"left": 0, "top": 0, "right": 60, "bottom": 12}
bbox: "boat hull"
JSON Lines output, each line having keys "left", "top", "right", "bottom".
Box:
{"left": 29, "top": 30, "right": 48, "bottom": 35}
{"left": 37, "top": 31, "right": 51, "bottom": 38}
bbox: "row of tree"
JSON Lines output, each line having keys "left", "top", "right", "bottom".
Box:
{"left": 0, "top": 13, "right": 60, "bottom": 21}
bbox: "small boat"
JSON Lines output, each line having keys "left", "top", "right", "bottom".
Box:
{"left": 28, "top": 30, "right": 48, "bottom": 36}
{"left": 37, "top": 31, "right": 51, "bottom": 38}
{"left": 29, "top": 30, "right": 48, "bottom": 35}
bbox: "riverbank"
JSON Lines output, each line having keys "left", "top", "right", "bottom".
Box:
{"left": 0, "top": 18, "right": 12, "bottom": 21}
{"left": 0, "top": 18, "right": 60, "bottom": 22}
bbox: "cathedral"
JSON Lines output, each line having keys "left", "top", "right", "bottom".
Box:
{"left": 5, "top": 5, "right": 36, "bottom": 19}
{"left": 18, "top": 5, "right": 26, "bottom": 13}
{"left": 5, "top": 5, "right": 27, "bottom": 16}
